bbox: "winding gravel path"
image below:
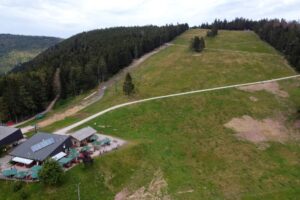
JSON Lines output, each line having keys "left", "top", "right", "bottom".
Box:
{"left": 54, "top": 74, "right": 300, "bottom": 134}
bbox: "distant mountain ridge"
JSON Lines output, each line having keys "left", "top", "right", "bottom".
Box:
{"left": 0, "top": 34, "right": 62, "bottom": 74}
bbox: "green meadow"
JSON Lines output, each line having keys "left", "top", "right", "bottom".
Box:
{"left": 1, "top": 29, "right": 299, "bottom": 199}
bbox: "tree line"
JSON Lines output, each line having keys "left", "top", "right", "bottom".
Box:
{"left": 0, "top": 24, "right": 189, "bottom": 122}
{"left": 200, "top": 18, "right": 300, "bottom": 71}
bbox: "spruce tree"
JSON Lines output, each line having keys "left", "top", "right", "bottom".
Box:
{"left": 200, "top": 37, "right": 205, "bottom": 50}
{"left": 123, "top": 73, "right": 135, "bottom": 96}
{"left": 191, "top": 36, "right": 205, "bottom": 52}
{"left": 191, "top": 36, "right": 201, "bottom": 52}
{"left": 207, "top": 25, "right": 218, "bottom": 37}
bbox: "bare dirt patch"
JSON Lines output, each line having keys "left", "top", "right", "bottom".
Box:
{"left": 224, "top": 115, "right": 289, "bottom": 143}
{"left": 249, "top": 96, "right": 258, "bottom": 102}
{"left": 294, "top": 120, "right": 300, "bottom": 129}
{"left": 238, "top": 82, "right": 289, "bottom": 98}
{"left": 177, "top": 189, "right": 194, "bottom": 194}
{"left": 115, "top": 169, "right": 170, "bottom": 200}
{"left": 192, "top": 53, "right": 202, "bottom": 57}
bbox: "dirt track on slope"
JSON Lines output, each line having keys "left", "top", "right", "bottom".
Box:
{"left": 34, "top": 43, "right": 172, "bottom": 129}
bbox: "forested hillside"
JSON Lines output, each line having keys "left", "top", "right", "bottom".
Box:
{"left": 200, "top": 18, "right": 300, "bottom": 72}
{"left": 0, "top": 34, "right": 62, "bottom": 74}
{"left": 0, "top": 24, "right": 188, "bottom": 122}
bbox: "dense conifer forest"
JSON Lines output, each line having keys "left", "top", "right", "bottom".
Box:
{"left": 200, "top": 18, "right": 300, "bottom": 72}
{"left": 0, "top": 24, "right": 189, "bottom": 122}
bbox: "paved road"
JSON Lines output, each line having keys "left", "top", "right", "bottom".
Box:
{"left": 54, "top": 74, "right": 300, "bottom": 134}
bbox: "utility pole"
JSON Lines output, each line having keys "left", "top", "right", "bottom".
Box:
{"left": 77, "top": 183, "right": 81, "bottom": 200}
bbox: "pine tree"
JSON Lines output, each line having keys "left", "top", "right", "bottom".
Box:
{"left": 191, "top": 36, "right": 201, "bottom": 52}
{"left": 200, "top": 37, "right": 205, "bottom": 50}
{"left": 123, "top": 73, "right": 135, "bottom": 96}
{"left": 191, "top": 36, "right": 205, "bottom": 52}
{"left": 207, "top": 25, "right": 218, "bottom": 37}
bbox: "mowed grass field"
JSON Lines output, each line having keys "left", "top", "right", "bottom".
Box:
{"left": 1, "top": 29, "right": 300, "bottom": 200}
{"left": 42, "top": 29, "right": 296, "bottom": 132}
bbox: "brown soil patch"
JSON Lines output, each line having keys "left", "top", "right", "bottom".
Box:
{"left": 192, "top": 53, "right": 202, "bottom": 57}
{"left": 115, "top": 169, "right": 170, "bottom": 200}
{"left": 238, "top": 82, "right": 289, "bottom": 98}
{"left": 38, "top": 105, "right": 84, "bottom": 127}
{"left": 294, "top": 120, "right": 300, "bottom": 129}
{"left": 249, "top": 96, "right": 258, "bottom": 102}
{"left": 115, "top": 189, "right": 130, "bottom": 200}
{"left": 224, "top": 115, "right": 289, "bottom": 143}
{"left": 177, "top": 189, "right": 194, "bottom": 194}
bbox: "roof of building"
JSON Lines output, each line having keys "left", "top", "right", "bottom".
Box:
{"left": 10, "top": 132, "right": 70, "bottom": 161}
{"left": 0, "top": 126, "right": 21, "bottom": 141}
{"left": 12, "top": 157, "right": 34, "bottom": 165}
{"left": 51, "top": 152, "right": 66, "bottom": 161}
{"left": 71, "top": 126, "right": 97, "bottom": 142}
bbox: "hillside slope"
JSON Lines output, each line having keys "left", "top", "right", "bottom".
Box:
{"left": 0, "top": 34, "right": 62, "bottom": 74}
{"left": 0, "top": 25, "right": 188, "bottom": 123}
{"left": 2, "top": 29, "right": 299, "bottom": 200}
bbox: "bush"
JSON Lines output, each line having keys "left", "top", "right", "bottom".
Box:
{"left": 19, "top": 190, "right": 29, "bottom": 200}
{"left": 12, "top": 181, "right": 23, "bottom": 192}
{"left": 207, "top": 26, "right": 218, "bottom": 37}
{"left": 38, "top": 159, "right": 64, "bottom": 186}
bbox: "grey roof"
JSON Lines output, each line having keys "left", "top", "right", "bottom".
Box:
{"left": 71, "top": 126, "right": 97, "bottom": 141}
{"left": 0, "top": 126, "right": 21, "bottom": 141}
{"left": 10, "top": 132, "right": 70, "bottom": 161}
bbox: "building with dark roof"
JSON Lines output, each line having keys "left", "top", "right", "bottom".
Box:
{"left": 10, "top": 132, "right": 72, "bottom": 164}
{"left": 71, "top": 126, "right": 97, "bottom": 146}
{"left": 0, "top": 126, "right": 23, "bottom": 148}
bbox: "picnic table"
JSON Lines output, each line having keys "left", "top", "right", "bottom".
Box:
{"left": 90, "top": 135, "right": 99, "bottom": 141}
{"left": 15, "top": 171, "right": 28, "bottom": 179}
{"left": 2, "top": 168, "right": 17, "bottom": 177}
{"left": 80, "top": 146, "right": 91, "bottom": 152}
{"left": 59, "top": 157, "right": 73, "bottom": 166}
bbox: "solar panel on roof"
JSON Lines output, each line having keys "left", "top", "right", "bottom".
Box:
{"left": 30, "top": 137, "right": 55, "bottom": 152}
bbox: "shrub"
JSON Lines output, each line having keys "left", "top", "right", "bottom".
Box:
{"left": 12, "top": 181, "right": 23, "bottom": 192}
{"left": 19, "top": 190, "right": 29, "bottom": 200}
{"left": 38, "top": 159, "right": 64, "bottom": 186}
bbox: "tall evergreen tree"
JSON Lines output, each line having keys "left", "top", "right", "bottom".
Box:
{"left": 207, "top": 24, "right": 218, "bottom": 37}
{"left": 200, "top": 37, "right": 205, "bottom": 50}
{"left": 123, "top": 73, "right": 135, "bottom": 96}
{"left": 191, "top": 36, "right": 200, "bottom": 52}
{"left": 191, "top": 36, "right": 205, "bottom": 52}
